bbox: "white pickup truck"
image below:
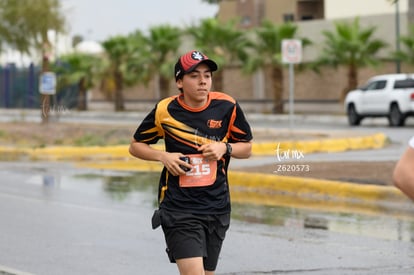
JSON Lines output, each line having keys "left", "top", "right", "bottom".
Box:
{"left": 344, "top": 74, "right": 414, "bottom": 126}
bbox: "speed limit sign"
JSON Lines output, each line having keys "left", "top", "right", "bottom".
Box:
{"left": 282, "top": 39, "right": 302, "bottom": 64}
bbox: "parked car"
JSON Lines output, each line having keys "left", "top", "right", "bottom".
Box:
{"left": 344, "top": 74, "right": 414, "bottom": 126}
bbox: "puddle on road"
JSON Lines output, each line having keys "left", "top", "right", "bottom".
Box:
{"left": 36, "top": 171, "right": 414, "bottom": 242}
{"left": 231, "top": 202, "right": 414, "bottom": 242}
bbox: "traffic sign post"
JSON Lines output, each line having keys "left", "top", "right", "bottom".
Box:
{"left": 39, "top": 72, "right": 56, "bottom": 95}
{"left": 39, "top": 71, "right": 57, "bottom": 123}
{"left": 282, "top": 39, "right": 302, "bottom": 64}
{"left": 282, "top": 39, "right": 302, "bottom": 129}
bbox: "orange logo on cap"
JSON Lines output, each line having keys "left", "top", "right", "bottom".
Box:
{"left": 207, "top": 119, "right": 222, "bottom": 129}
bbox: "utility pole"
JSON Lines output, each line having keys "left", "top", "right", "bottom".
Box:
{"left": 395, "top": 0, "right": 401, "bottom": 73}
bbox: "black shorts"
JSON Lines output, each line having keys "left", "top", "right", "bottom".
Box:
{"left": 159, "top": 209, "right": 230, "bottom": 271}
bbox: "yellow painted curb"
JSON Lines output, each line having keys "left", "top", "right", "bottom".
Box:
{"left": 228, "top": 171, "right": 403, "bottom": 203}
{"left": 0, "top": 133, "right": 388, "bottom": 160}
{"left": 1, "top": 131, "right": 406, "bottom": 217}
{"left": 77, "top": 160, "right": 403, "bottom": 205}
{"left": 74, "top": 161, "right": 412, "bottom": 219}
{"left": 228, "top": 171, "right": 412, "bottom": 219}
{"left": 77, "top": 160, "right": 404, "bottom": 207}
{"left": 252, "top": 132, "right": 388, "bottom": 155}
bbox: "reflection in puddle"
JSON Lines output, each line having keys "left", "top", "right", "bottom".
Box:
{"left": 70, "top": 172, "right": 159, "bottom": 208}
{"left": 57, "top": 171, "right": 414, "bottom": 242}
{"left": 231, "top": 202, "right": 414, "bottom": 242}
{"left": 43, "top": 175, "right": 55, "bottom": 186}
{"left": 101, "top": 173, "right": 158, "bottom": 205}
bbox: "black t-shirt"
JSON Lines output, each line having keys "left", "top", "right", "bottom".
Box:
{"left": 133, "top": 92, "right": 253, "bottom": 214}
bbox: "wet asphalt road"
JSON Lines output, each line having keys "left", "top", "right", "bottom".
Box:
{"left": 0, "top": 161, "right": 413, "bottom": 275}
{"left": 1, "top": 110, "right": 414, "bottom": 274}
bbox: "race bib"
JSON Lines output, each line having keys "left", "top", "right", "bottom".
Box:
{"left": 179, "top": 154, "right": 217, "bottom": 188}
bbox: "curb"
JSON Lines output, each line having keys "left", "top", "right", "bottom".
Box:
{"left": 0, "top": 133, "right": 388, "bottom": 160}
{"left": 253, "top": 132, "right": 388, "bottom": 155}
{"left": 71, "top": 160, "right": 412, "bottom": 219}
{"left": 228, "top": 171, "right": 413, "bottom": 219}
{"left": 1, "top": 132, "right": 406, "bottom": 217}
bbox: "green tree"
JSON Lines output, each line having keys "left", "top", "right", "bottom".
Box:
{"left": 122, "top": 30, "right": 152, "bottom": 87}
{"left": 53, "top": 53, "right": 101, "bottom": 111}
{"left": 143, "top": 25, "right": 182, "bottom": 99}
{"left": 393, "top": 24, "right": 414, "bottom": 65}
{"left": 72, "top": 35, "right": 84, "bottom": 48}
{"left": 122, "top": 26, "right": 181, "bottom": 100}
{"left": 101, "top": 35, "right": 135, "bottom": 111}
{"left": 315, "top": 17, "right": 388, "bottom": 101}
{"left": 0, "top": 0, "right": 67, "bottom": 122}
{"left": 187, "top": 18, "right": 251, "bottom": 92}
{"left": 101, "top": 28, "right": 179, "bottom": 111}
{"left": 0, "top": 0, "right": 31, "bottom": 55}
{"left": 246, "top": 20, "right": 306, "bottom": 114}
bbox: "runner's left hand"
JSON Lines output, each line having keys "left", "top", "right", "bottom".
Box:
{"left": 198, "top": 142, "right": 226, "bottom": 160}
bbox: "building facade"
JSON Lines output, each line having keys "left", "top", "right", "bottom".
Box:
{"left": 216, "top": 0, "right": 412, "bottom": 59}
{"left": 114, "top": 1, "right": 414, "bottom": 113}
{"left": 218, "top": 0, "right": 411, "bottom": 27}
{"left": 207, "top": 0, "right": 414, "bottom": 112}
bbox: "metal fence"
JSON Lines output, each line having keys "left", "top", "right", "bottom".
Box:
{"left": 0, "top": 63, "right": 78, "bottom": 109}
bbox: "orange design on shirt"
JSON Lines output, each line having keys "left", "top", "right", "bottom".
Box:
{"left": 207, "top": 119, "right": 222, "bottom": 129}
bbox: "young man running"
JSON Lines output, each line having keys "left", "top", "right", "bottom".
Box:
{"left": 129, "top": 50, "right": 253, "bottom": 274}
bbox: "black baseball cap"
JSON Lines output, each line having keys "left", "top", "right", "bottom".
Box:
{"left": 174, "top": 50, "right": 218, "bottom": 81}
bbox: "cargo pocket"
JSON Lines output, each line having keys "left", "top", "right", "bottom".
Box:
{"left": 159, "top": 209, "right": 177, "bottom": 228}
{"left": 151, "top": 209, "right": 161, "bottom": 230}
{"left": 215, "top": 213, "right": 230, "bottom": 240}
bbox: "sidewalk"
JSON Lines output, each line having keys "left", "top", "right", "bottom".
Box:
{"left": 0, "top": 107, "right": 347, "bottom": 125}
{"left": 87, "top": 99, "right": 345, "bottom": 115}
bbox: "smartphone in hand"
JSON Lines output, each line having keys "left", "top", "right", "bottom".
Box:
{"left": 179, "top": 156, "right": 191, "bottom": 172}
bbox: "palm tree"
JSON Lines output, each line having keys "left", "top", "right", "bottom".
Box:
{"left": 245, "top": 20, "right": 306, "bottom": 114}
{"left": 101, "top": 28, "right": 180, "bottom": 110}
{"left": 101, "top": 35, "right": 133, "bottom": 111}
{"left": 187, "top": 18, "right": 251, "bottom": 92}
{"left": 123, "top": 30, "right": 152, "bottom": 88}
{"left": 143, "top": 25, "right": 182, "bottom": 99}
{"left": 315, "top": 17, "right": 388, "bottom": 101}
{"left": 393, "top": 24, "right": 414, "bottom": 65}
{"left": 53, "top": 53, "right": 101, "bottom": 111}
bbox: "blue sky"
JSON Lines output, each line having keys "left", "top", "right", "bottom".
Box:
{"left": 61, "top": 0, "right": 219, "bottom": 41}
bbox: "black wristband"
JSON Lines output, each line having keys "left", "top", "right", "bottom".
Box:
{"left": 224, "top": 142, "right": 232, "bottom": 157}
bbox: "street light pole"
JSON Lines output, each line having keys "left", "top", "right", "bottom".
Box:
{"left": 395, "top": 0, "right": 401, "bottom": 73}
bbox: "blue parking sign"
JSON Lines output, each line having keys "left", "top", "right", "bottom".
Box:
{"left": 39, "top": 72, "right": 56, "bottom": 95}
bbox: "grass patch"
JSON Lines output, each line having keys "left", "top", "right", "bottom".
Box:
{"left": 73, "top": 134, "right": 106, "bottom": 146}
{"left": 0, "top": 129, "right": 7, "bottom": 138}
